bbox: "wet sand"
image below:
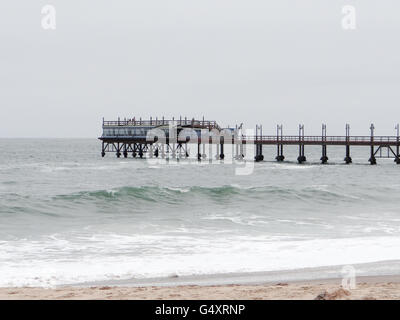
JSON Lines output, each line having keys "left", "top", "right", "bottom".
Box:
{"left": 2, "top": 275, "right": 400, "bottom": 300}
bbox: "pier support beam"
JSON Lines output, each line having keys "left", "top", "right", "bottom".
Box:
{"left": 171, "top": 143, "right": 176, "bottom": 159}
{"left": 234, "top": 126, "right": 239, "bottom": 160}
{"left": 236, "top": 124, "right": 244, "bottom": 160}
{"left": 297, "top": 147, "right": 306, "bottom": 163}
{"left": 276, "top": 145, "right": 284, "bottom": 162}
{"left": 139, "top": 144, "right": 144, "bottom": 158}
{"left": 344, "top": 124, "right": 352, "bottom": 164}
{"left": 344, "top": 145, "right": 352, "bottom": 164}
{"left": 123, "top": 144, "right": 128, "bottom": 158}
{"left": 235, "top": 141, "right": 239, "bottom": 160}
{"left": 255, "top": 125, "right": 264, "bottom": 162}
{"left": 321, "top": 145, "right": 328, "bottom": 164}
{"left": 369, "top": 146, "right": 376, "bottom": 165}
{"left": 320, "top": 124, "right": 328, "bottom": 164}
{"left": 395, "top": 124, "right": 400, "bottom": 164}
{"left": 161, "top": 144, "right": 165, "bottom": 159}
{"left": 220, "top": 142, "right": 225, "bottom": 160}
{"left": 368, "top": 124, "right": 377, "bottom": 165}
{"left": 255, "top": 144, "right": 264, "bottom": 162}
{"left": 116, "top": 143, "right": 121, "bottom": 158}
{"left": 101, "top": 142, "right": 106, "bottom": 157}
{"left": 275, "top": 125, "right": 285, "bottom": 162}
{"left": 183, "top": 143, "right": 189, "bottom": 158}
{"left": 197, "top": 143, "right": 201, "bottom": 161}
{"left": 209, "top": 141, "right": 213, "bottom": 163}
{"left": 297, "top": 124, "right": 306, "bottom": 163}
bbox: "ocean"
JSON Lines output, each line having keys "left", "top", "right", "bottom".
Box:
{"left": 1, "top": 138, "right": 400, "bottom": 287}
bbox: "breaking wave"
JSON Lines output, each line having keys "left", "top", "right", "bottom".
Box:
{"left": 52, "top": 184, "right": 365, "bottom": 204}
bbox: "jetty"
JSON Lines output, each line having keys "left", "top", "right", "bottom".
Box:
{"left": 99, "top": 117, "right": 400, "bottom": 165}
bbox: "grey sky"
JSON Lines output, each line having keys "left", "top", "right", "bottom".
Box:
{"left": 0, "top": 0, "right": 399, "bottom": 137}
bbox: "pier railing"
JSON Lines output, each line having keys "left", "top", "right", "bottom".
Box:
{"left": 243, "top": 135, "right": 399, "bottom": 145}
{"left": 103, "top": 118, "right": 220, "bottom": 130}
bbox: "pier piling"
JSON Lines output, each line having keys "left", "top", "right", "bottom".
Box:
{"left": 116, "top": 143, "right": 121, "bottom": 158}
{"left": 220, "top": 136, "right": 225, "bottom": 160}
{"left": 344, "top": 124, "right": 352, "bottom": 164}
{"left": 255, "top": 125, "right": 264, "bottom": 162}
{"left": 297, "top": 124, "right": 306, "bottom": 164}
{"left": 320, "top": 124, "right": 328, "bottom": 164}
{"left": 369, "top": 124, "right": 377, "bottom": 165}
{"left": 396, "top": 124, "right": 400, "bottom": 164}
{"left": 101, "top": 142, "right": 105, "bottom": 157}
{"left": 197, "top": 142, "right": 201, "bottom": 161}
{"left": 123, "top": 144, "right": 128, "bottom": 158}
{"left": 275, "top": 125, "right": 285, "bottom": 162}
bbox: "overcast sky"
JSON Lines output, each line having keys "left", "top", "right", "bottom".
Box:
{"left": 0, "top": 1, "right": 399, "bottom": 137}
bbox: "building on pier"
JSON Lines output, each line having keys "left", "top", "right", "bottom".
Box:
{"left": 100, "top": 117, "right": 234, "bottom": 160}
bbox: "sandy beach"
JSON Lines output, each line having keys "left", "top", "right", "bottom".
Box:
{"left": 1, "top": 275, "right": 400, "bottom": 300}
